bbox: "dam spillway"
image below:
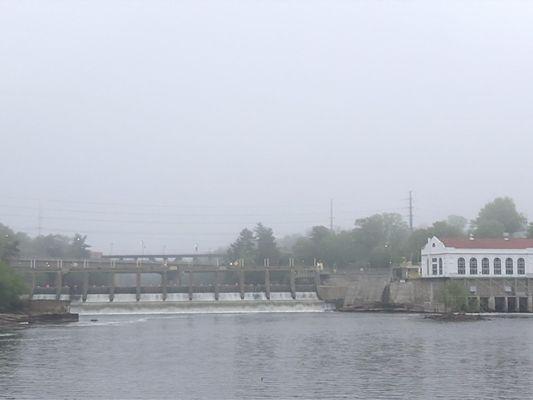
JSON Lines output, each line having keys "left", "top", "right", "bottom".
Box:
{"left": 13, "top": 257, "right": 331, "bottom": 314}
{"left": 68, "top": 292, "right": 329, "bottom": 315}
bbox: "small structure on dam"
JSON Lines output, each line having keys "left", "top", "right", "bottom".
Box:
{"left": 10, "top": 256, "right": 329, "bottom": 313}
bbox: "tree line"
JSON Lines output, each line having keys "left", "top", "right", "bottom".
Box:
{"left": 1, "top": 197, "right": 531, "bottom": 269}
{"left": 226, "top": 197, "right": 533, "bottom": 269}
{"left": 0, "top": 224, "right": 91, "bottom": 261}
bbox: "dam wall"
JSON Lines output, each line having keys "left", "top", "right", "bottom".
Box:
{"left": 318, "top": 269, "right": 392, "bottom": 308}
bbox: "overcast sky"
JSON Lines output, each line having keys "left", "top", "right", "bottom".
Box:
{"left": 1, "top": 0, "right": 533, "bottom": 254}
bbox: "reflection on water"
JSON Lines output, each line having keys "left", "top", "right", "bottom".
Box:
{"left": 1, "top": 313, "right": 533, "bottom": 399}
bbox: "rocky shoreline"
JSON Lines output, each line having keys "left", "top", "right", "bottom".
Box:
{"left": 0, "top": 300, "right": 79, "bottom": 327}
{"left": 0, "top": 312, "right": 79, "bottom": 327}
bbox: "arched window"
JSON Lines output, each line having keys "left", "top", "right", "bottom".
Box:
{"left": 439, "top": 258, "right": 443, "bottom": 275}
{"left": 482, "top": 258, "right": 490, "bottom": 275}
{"left": 432, "top": 258, "right": 438, "bottom": 275}
{"left": 494, "top": 258, "right": 502, "bottom": 275}
{"left": 470, "top": 258, "right": 478, "bottom": 275}
{"left": 506, "top": 258, "right": 514, "bottom": 275}
{"left": 458, "top": 258, "right": 466, "bottom": 275}
{"left": 518, "top": 258, "right": 525, "bottom": 275}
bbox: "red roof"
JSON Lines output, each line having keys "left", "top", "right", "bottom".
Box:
{"left": 440, "top": 238, "right": 533, "bottom": 249}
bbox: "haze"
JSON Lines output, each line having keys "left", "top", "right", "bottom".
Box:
{"left": 1, "top": 0, "right": 533, "bottom": 254}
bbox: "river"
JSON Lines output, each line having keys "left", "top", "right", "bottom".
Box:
{"left": 1, "top": 312, "right": 533, "bottom": 399}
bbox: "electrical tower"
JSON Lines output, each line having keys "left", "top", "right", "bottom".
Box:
{"left": 329, "top": 199, "right": 334, "bottom": 231}
{"left": 408, "top": 191, "right": 414, "bottom": 232}
{"left": 37, "top": 201, "right": 43, "bottom": 236}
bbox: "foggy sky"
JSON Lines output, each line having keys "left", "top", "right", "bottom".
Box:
{"left": 1, "top": 0, "right": 533, "bottom": 254}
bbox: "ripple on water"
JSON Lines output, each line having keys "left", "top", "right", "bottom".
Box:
{"left": 1, "top": 313, "right": 533, "bottom": 399}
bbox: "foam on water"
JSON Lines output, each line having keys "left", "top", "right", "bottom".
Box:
{"left": 69, "top": 291, "right": 330, "bottom": 315}
{"left": 192, "top": 293, "right": 216, "bottom": 301}
{"left": 71, "top": 300, "right": 331, "bottom": 315}
{"left": 140, "top": 293, "right": 164, "bottom": 302}
{"left": 295, "top": 292, "right": 319, "bottom": 300}
{"left": 166, "top": 293, "right": 191, "bottom": 301}
{"left": 269, "top": 292, "right": 294, "bottom": 301}
{"left": 243, "top": 292, "right": 267, "bottom": 301}
{"left": 85, "top": 294, "right": 111, "bottom": 303}
{"left": 113, "top": 294, "right": 138, "bottom": 303}
{"left": 31, "top": 294, "right": 57, "bottom": 301}
{"left": 217, "top": 292, "right": 242, "bottom": 301}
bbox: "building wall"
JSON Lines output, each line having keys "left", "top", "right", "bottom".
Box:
{"left": 421, "top": 237, "right": 533, "bottom": 278}
{"left": 388, "top": 278, "right": 533, "bottom": 312}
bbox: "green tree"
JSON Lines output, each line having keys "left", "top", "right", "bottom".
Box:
{"left": 0, "top": 261, "right": 26, "bottom": 312}
{"left": 353, "top": 213, "right": 410, "bottom": 267}
{"left": 472, "top": 197, "right": 527, "bottom": 237}
{"left": 528, "top": 223, "right": 533, "bottom": 239}
{"left": 0, "top": 224, "right": 20, "bottom": 261}
{"left": 446, "top": 215, "right": 468, "bottom": 233}
{"left": 227, "top": 228, "right": 256, "bottom": 266}
{"left": 254, "top": 223, "right": 280, "bottom": 265}
{"left": 68, "top": 234, "right": 91, "bottom": 259}
{"left": 405, "top": 217, "right": 467, "bottom": 263}
{"left": 438, "top": 281, "right": 469, "bottom": 313}
{"left": 293, "top": 226, "right": 339, "bottom": 267}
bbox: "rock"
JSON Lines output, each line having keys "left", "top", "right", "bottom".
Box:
{"left": 424, "top": 313, "right": 486, "bottom": 322}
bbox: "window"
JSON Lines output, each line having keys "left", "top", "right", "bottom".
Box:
{"left": 506, "top": 258, "right": 514, "bottom": 275}
{"left": 470, "top": 258, "right": 478, "bottom": 275}
{"left": 458, "top": 258, "right": 466, "bottom": 275}
{"left": 482, "top": 258, "right": 490, "bottom": 275}
{"left": 518, "top": 258, "right": 525, "bottom": 275}
{"left": 439, "top": 258, "right": 443, "bottom": 275}
{"left": 494, "top": 258, "right": 502, "bottom": 275}
{"left": 432, "top": 260, "right": 438, "bottom": 275}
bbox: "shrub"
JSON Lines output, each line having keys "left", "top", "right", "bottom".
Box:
{"left": 438, "top": 281, "right": 469, "bottom": 313}
{"left": 0, "top": 262, "right": 26, "bottom": 312}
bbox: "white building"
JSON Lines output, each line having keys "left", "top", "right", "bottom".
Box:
{"left": 421, "top": 237, "right": 533, "bottom": 278}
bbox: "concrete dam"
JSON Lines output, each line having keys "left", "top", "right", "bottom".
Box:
{"left": 12, "top": 257, "right": 332, "bottom": 314}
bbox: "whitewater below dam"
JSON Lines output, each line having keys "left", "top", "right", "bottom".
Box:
{"left": 33, "top": 292, "right": 331, "bottom": 315}
{"left": 2, "top": 313, "right": 533, "bottom": 399}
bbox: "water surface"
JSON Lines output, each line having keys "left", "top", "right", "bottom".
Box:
{"left": 1, "top": 313, "right": 532, "bottom": 399}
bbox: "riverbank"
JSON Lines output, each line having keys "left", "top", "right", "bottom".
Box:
{"left": 0, "top": 312, "right": 79, "bottom": 327}
{"left": 0, "top": 300, "right": 79, "bottom": 327}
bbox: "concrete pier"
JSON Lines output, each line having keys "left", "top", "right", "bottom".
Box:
{"left": 214, "top": 271, "right": 220, "bottom": 301}
{"left": 55, "top": 271, "right": 63, "bottom": 300}
{"left": 30, "top": 272, "right": 36, "bottom": 300}
{"left": 82, "top": 272, "right": 89, "bottom": 302}
{"left": 239, "top": 270, "right": 245, "bottom": 300}
{"left": 136, "top": 271, "right": 141, "bottom": 302}
{"left": 265, "top": 269, "right": 271, "bottom": 300}
{"left": 188, "top": 272, "right": 193, "bottom": 301}
{"left": 488, "top": 297, "right": 496, "bottom": 312}
{"left": 289, "top": 269, "right": 296, "bottom": 299}
{"left": 161, "top": 271, "right": 168, "bottom": 301}
{"left": 109, "top": 272, "right": 115, "bottom": 302}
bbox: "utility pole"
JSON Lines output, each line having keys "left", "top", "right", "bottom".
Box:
{"left": 408, "top": 191, "right": 414, "bottom": 232}
{"left": 329, "top": 198, "right": 334, "bottom": 231}
{"left": 37, "top": 201, "right": 43, "bottom": 236}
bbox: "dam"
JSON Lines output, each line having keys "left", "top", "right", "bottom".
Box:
{"left": 11, "top": 256, "right": 331, "bottom": 314}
